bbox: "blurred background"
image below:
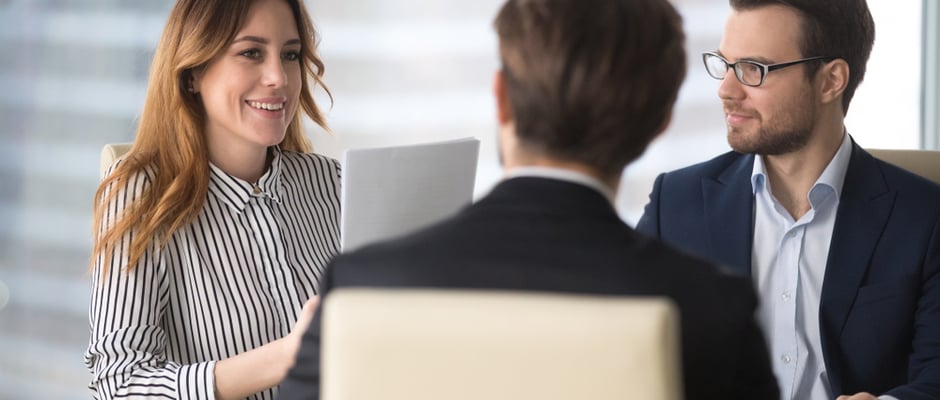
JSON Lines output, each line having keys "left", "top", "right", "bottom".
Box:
{"left": 0, "top": 0, "right": 934, "bottom": 398}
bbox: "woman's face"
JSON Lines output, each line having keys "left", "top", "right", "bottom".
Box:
{"left": 194, "top": 0, "right": 302, "bottom": 156}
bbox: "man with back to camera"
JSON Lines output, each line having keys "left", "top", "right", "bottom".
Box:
{"left": 636, "top": 0, "right": 940, "bottom": 399}
{"left": 277, "top": 0, "right": 780, "bottom": 399}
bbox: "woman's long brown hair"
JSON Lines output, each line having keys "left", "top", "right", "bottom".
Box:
{"left": 91, "top": 0, "right": 330, "bottom": 275}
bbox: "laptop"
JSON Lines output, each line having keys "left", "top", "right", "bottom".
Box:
{"left": 340, "top": 137, "right": 480, "bottom": 252}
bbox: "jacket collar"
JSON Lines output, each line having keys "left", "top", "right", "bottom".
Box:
{"left": 484, "top": 176, "right": 621, "bottom": 222}
{"left": 703, "top": 152, "right": 756, "bottom": 276}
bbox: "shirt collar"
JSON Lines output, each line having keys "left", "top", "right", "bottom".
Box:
{"left": 750, "top": 132, "right": 852, "bottom": 207}
{"left": 208, "top": 146, "right": 284, "bottom": 212}
{"left": 505, "top": 166, "right": 615, "bottom": 203}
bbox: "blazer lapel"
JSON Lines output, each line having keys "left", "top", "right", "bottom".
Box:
{"left": 703, "top": 154, "right": 755, "bottom": 276}
{"left": 819, "top": 143, "right": 895, "bottom": 394}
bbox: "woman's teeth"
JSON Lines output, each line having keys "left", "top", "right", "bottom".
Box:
{"left": 249, "top": 101, "right": 284, "bottom": 111}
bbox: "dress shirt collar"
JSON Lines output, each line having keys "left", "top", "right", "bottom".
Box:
{"left": 505, "top": 166, "right": 615, "bottom": 203}
{"left": 208, "top": 146, "right": 284, "bottom": 212}
{"left": 750, "top": 132, "right": 852, "bottom": 209}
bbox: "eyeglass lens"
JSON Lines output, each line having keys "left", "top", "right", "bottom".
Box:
{"left": 704, "top": 54, "right": 764, "bottom": 86}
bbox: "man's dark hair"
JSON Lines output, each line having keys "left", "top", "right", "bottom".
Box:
{"left": 494, "top": 0, "right": 686, "bottom": 177}
{"left": 730, "top": 0, "right": 875, "bottom": 114}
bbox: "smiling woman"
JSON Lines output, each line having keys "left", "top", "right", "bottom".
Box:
{"left": 194, "top": 2, "right": 307, "bottom": 183}
{"left": 83, "top": 1, "right": 341, "bottom": 399}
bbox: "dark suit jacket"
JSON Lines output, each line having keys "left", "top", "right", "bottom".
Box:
{"left": 636, "top": 142, "right": 940, "bottom": 399}
{"left": 279, "top": 177, "right": 779, "bottom": 400}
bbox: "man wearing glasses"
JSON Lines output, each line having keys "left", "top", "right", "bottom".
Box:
{"left": 637, "top": 1, "right": 940, "bottom": 400}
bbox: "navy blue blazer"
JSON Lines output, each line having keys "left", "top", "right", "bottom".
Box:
{"left": 636, "top": 142, "right": 940, "bottom": 399}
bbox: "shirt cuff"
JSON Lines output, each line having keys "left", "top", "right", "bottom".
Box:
{"left": 177, "top": 360, "right": 217, "bottom": 400}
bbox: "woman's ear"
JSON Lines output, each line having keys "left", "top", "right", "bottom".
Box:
{"left": 188, "top": 68, "right": 203, "bottom": 94}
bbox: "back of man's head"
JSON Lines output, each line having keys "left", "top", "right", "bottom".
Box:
{"left": 494, "top": 0, "right": 686, "bottom": 177}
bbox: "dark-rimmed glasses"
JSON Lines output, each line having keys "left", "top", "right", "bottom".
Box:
{"left": 702, "top": 52, "right": 834, "bottom": 87}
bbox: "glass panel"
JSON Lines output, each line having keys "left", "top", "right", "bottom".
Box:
{"left": 0, "top": 1, "right": 175, "bottom": 397}
{"left": 843, "top": 0, "right": 922, "bottom": 150}
{"left": 923, "top": 0, "right": 939, "bottom": 149}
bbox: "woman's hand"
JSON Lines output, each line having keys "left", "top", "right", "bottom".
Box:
{"left": 213, "top": 295, "right": 321, "bottom": 400}
{"left": 285, "top": 296, "right": 320, "bottom": 365}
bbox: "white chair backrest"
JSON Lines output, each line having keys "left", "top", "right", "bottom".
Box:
{"left": 868, "top": 148, "right": 940, "bottom": 185}
{"left": 99, "top": 143, "right": 132, "bottom": 179}
{"left": 321, "top": 289, "right": 682, "bottom": 400}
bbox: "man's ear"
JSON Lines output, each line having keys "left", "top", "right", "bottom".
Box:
{"left": 818, "top": 59, "right": 849, "bottom": 106}
{"left": 493, "top": 70, "right": 514, "bottom": 124}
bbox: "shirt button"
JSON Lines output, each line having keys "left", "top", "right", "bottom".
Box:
{"left": 253, "top": 185, "right": 262, "bottom": 195}
{"left": 781, "top": 291, "right": 791, "bottom": 301}
{"left": 781, "top": 354, "right": 792, "bottom": 364}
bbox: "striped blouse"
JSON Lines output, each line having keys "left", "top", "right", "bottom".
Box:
{"left": 85, "top": 147, "right": 341, "bottom": 400}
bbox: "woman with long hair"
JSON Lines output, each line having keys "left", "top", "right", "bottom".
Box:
{"left": 84, "top": 0, "right": 340, "bottom": 398}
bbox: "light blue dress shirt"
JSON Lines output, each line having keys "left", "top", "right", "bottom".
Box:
{"left": 751, "top": 134, "right": 901, "bottom": 400}
{"left": 750, "top": 133, "right": 851, "bottom": 400}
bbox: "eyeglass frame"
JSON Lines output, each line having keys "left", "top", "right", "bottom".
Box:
{"left": 702, "top": 51, "right": 835, "bottom": 87}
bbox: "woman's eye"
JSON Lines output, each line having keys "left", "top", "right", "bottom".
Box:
{"left": 282, "top": 51, "right": 301, "bottom": 62}
{"left": 239, "top": 49, "right": 262, "bottom": 60}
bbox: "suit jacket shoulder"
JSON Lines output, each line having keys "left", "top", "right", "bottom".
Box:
{"left": 659, "top": 151, "right": 752, "bottom": 182}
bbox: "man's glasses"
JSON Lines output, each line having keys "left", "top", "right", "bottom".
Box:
{"left": 702, "top": 52, "right": 834, "bottom": 87}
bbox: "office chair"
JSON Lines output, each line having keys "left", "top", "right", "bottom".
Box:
{"left": 99, "top": 143, "right": 132, "bottom": 179}
{"left": 868, "top": 148, "right": 940, "bottom": 184}
{"left": 320, "top": 289, "right": 682, "bottom": 400}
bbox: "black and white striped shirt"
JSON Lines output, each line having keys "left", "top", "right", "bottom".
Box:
{"left": 85, "top": 147, "right": 341, "bottom": 400}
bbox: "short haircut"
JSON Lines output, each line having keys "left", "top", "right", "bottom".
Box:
{"left": 494, "top": 0, "right": 686, "bottom": 177}
{"left": 730, "top": 0, "right": 875, "bottom": 114}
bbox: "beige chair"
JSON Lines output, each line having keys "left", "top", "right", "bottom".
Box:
{"left": 868, "top": 148, "right": 940, "bottom": 184}
{"left": 99, "top": 143, "right": 133, "bottom": 179}
{"left": 320, "top": 289, "right": 682, "bottom": 400}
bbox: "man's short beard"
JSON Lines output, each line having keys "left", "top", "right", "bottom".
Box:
{"left": 727, "top": 92, "right": 816, "bottom": 155}
{"left": 728, "top": 124, "right": 813, "bottom": 155}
